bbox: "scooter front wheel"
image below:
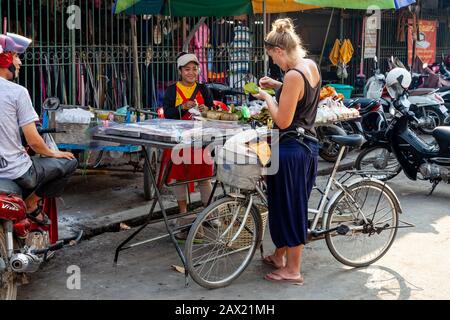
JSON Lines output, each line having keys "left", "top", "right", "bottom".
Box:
{"left": 355, "top": 146, "right": 402, "bottom": 181}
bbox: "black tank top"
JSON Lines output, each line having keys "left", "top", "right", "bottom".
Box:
{"left": 275, "top": 67, "right": 321, "bottom": 136}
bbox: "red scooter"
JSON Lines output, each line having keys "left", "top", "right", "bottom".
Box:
{"left": 0, "top": 128, "right": 82, "bottom": 300}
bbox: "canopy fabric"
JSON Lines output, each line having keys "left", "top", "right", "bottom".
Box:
{"left": 115, "top": 0, "right": 320, "bottom": 15}
{"left": 252, "top": 0, "right": 319, "bottom": 14}
{"left": 116, "top": 0, "right": 253, "bottom": 16}
{"left": 119, "top": 0, "right": 162, "bottom": 15}
{"left": 294, "top": 0, "right": 416, "bottom": 9}
{"left": 164, "top": 0, "right": 253, "bottom": 17}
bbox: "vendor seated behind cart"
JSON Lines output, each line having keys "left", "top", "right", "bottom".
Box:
{"left": 162, "top": 52, "right": 217, "bottom": 239}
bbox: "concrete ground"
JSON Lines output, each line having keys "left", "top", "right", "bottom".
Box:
{"left": 17, "top": 159, "right": 450, "bottom": 300}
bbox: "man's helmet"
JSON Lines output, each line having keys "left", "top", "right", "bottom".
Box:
{"left": 385, "top": 67, "right": 412, "bottom": 99}
{"left": 0, "top": 33, "right": 32, "bottom": 76}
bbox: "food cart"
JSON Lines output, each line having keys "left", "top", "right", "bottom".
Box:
{"left": 92, "top": 118, "right": 252, "bottom": 286}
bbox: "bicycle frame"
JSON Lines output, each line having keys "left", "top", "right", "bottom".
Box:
{"left": 227, "top": 144, "right": 375, "bottom": 241}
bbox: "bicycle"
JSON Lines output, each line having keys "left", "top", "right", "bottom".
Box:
{"left": 184, "top": 131, "right": 403, "bottom": 289}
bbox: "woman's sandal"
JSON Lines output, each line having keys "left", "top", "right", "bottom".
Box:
{"left": 27, "top": 206, "right": 51, "bottom": 226}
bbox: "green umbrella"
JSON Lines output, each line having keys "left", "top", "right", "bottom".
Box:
{"left": 294, "top": 0, "right": 415, "bottom": 9}
{"left": 114, "top": 0, "right": 253, "bottom": 16}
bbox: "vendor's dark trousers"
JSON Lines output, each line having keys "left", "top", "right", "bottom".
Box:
{"left": 14, "top": 157, "right": 78, "bottom": 199}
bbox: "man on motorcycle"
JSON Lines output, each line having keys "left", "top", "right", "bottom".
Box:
{"left": 0, "top": 33, "right": 77, "bottom": 225}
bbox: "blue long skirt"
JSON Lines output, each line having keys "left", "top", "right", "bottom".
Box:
{"left": 267, "top": 139, "right": 318, "bottom": 248}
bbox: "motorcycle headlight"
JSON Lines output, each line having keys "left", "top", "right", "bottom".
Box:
{"left": 389, "top": 105, "right": 396, "bottom": 117}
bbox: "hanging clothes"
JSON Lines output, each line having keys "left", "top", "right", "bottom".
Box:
{"left": 192, "top": 23, "right": 210, "bottom": 83}
{"left": 397, "top": 9, "right": 410, "bottom": 42}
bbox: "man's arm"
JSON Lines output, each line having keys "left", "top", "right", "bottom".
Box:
{"left": 22, "top": 122, "right": 75, "bottom": 160}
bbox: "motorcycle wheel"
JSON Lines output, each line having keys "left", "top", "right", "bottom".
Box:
{"left": 355, "top": 146, "right": 402, "bottom": 181}
{"left": 0, "top": 225, "right": 17, "bottom": 300}
{"left": 317, "top": 125, "right": 348, "bottom": 163}
{"left": 418, "top": 106, "right": 447, "bottom": 135}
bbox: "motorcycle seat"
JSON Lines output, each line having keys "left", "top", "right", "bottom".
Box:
{"left": 330, "top": 134, "right": 365, "bottom": 148}
{"left": 344, "top": 98, "right": 379, "bottom": 114}
{"left": 409, "top": 88, "right": 436, "bottom": 96}
{"left": 432, "top": 127, "right": 450, "bottom": 144}
{"left": 0, "top": 178, "right": 22, "bottom": 196}
{"left": 436, "top": 86, "right": 450, "bottom": 93}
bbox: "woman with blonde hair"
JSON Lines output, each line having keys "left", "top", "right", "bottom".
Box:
{"left": 252, "top": 18, "right": 321, "bottom": 284}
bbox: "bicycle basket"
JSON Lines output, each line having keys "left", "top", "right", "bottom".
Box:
{"left": 217, "top": 203, "right": 268, "bottom": 250}
{"left": 216, "top": 130, "right": 267, "bottom": 190}
{"left": 216, "top": 147, "right": 263, "bottom": 191}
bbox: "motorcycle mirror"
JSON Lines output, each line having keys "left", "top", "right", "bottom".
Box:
{"left": 389, "top": 105, "right": 396, "bottom": 117}
{"left": 42, "top": 97, "right": 61, "bottom": 111}
{"left": 423, "top": 63, "right": 428, "bottom": 69}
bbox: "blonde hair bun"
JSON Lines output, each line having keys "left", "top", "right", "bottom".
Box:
{"left": 273, "top": 18, "right": 294, "bottom": 33}
{"left": 265, "top": 18, "right": 307, "bottom": 57}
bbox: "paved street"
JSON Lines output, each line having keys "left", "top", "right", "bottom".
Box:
{"left": 17, "top": 171, "right": 450, "bottom": 300}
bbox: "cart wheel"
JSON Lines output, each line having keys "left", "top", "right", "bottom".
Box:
{"left": 143, "top": 149, "right": 159, "bottom": 200}
{"left": 77, "top": 150, "right": 104, "bottom": 169}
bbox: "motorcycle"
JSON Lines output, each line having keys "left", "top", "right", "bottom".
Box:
{"left": 356, "top": 90, "right": 450, "bottom": 194}
{"left": 386, "top": 57, "right": 449, "bottom": 134}
{"left": 392, "top": 95, "right": 450, "bottom": 194}
{"left": 0, "top": 127, "right": 82, "bottom": 300}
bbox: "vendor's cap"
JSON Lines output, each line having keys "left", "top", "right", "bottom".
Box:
{"left": 0, "top": 33, "right": 32, "bottom": 54}
{"left": 177, "top": 53, "right": 199, "bottom": 69}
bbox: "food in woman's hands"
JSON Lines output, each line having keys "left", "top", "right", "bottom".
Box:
{"left": 263, "top": 88, "right": 276, "bottom": 96}
{"left": 244, "top": 82, "right": 260, "bottom": 95}
{"left": 244, "top": 82, "right": 276, "bottom": 96}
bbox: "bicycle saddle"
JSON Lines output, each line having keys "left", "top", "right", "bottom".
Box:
{"left": 330, "top": 135, "right": 365, "bottom": 148}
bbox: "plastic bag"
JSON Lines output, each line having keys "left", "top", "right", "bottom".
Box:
{"left": 55, "top": 108, "right": 94, "bottom": 124}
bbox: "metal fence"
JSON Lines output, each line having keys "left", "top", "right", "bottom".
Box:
{"left": 2, "top": 1, "right": 448, "bottom": 108}
{"left": 1, "top": 0, "right": 266, "bottom": 114}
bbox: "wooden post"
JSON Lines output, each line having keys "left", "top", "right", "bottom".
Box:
{"left": 131, "top": 15, "right": 142, "bottom": 109}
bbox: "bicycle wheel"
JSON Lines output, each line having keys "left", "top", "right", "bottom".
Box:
{"left": 185, "top": 197, "right": 263, "bottom": 289}
{"left": 355, "top": 147, "right": 402, "bottom": 181}
{"left": 325, "top": 180, "right": 399, "bottom": 267}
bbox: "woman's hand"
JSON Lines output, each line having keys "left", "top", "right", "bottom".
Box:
{"left": 252, "top": 89, "right": 271, "bottom": 101}
{"left": 198, "top": 104, "right": 209, "bottom": 112}
{"left": 259, "top": 76, "right": 282, "bottom": 90}
{"left": 181, "top": 101, "right": 197, "bottom": 110}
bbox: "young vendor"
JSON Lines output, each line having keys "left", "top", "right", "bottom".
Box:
{"left": 161, "top": 52, "right": 217, "bottom": 239}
